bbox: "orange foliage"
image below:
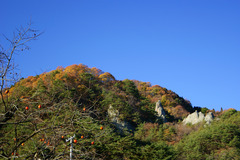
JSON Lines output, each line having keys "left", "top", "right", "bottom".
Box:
{"left": 171, "top": 105, "right": 189, "bottom": 119}
{"left": 56, "top": 66, "right": 64, "bottom": 71}
{"left": 64, "top": 64, "right": 88, "bottom": 77}
{"left": 133, "top": 80, "right": 151, "bottom": 96}
{"left": 143, "top": 122, "right": 158, "bottom": 130}
{"left": 90, "top": 67, "right": 103, "bottom": 77}
{"left": 174, "top": 123, "right": 201, "bottom": 143}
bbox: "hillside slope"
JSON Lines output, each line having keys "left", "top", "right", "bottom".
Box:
{"left": 0, "top": 64, "right": 239, "bottom": 159}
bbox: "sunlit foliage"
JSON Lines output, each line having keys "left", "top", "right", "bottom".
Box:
{"left": 1, "top": 64, "right": 239, "bottom": 159}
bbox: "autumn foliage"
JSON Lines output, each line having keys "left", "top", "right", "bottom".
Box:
{"left": 0, "top": 64, "right": 239, "bottom": 159}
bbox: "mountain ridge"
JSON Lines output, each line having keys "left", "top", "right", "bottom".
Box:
{"left": 1, "top": 63, "right": 239, "bottom": 159}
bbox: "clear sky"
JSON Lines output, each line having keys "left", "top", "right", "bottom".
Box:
{"left": 1, "top": 0, "right": 240, "bottom": 111}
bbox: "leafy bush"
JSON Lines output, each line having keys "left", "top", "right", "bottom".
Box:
{"left": 176, "top": 110, "right": 240, "bottom": 159}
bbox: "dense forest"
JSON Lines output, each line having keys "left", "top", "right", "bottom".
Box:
{"left": 0, "top": 64, "right": 239, "bottom": 159}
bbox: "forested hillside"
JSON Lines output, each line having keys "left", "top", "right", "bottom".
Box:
{"left": 0, "top": 64, "right": 239, "bottom": 159}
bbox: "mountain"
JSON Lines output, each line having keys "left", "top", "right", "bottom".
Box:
{"left": 0, "top": 64, "right": 239, "bottom": 159}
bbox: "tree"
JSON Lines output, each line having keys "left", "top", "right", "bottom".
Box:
{"left": 99, "top": 72, "right": 115, "bottom": 82}
{"left": 0, "top": 21, "right": 42, "bottom": 112}
{"left": 0, "top": 61, "right": 115, "bottom": 159}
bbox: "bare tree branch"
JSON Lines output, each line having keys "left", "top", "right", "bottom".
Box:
{"left": 0, "top": 21, "right": 42, "bottom": 112}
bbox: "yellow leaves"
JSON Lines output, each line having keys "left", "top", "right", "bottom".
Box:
{"left": 146, "top": 95, "right": 152, "bottom": 99}
{"left": 55, "top": 73, "right": 63, "bottom": 80}
{"left": 20, "top": 76, "right": 38, "bottom": 88}
{"left": 90, "top": 67, "right": 103, "bottom": 77}
{"left": 64, "top": 64, "right": 78, "bottom": 77}
{"left": 99, "top": 72, "right": 115, "bottom": 82}
{"left": 65, "top": 64, "right": 88, "bottom": 76}
{"left": 77, "top": 84, "right": 87, "bottom": 91}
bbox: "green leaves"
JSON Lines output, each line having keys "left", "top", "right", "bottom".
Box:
{"left": 140, "top": 142, "right": 176, "bottom": 160}
{"left": 2, "top": 64, "right": 240, "bottom": 159}
{"left": 176, "top": 111, "right": 240, "bottom": 159}
{"left": 122, "top": 79, "right": 140, "bottom": 99}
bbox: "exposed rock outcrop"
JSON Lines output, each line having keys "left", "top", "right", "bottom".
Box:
{"left": 183, "top": 110, "right": 214, "bottom": 125}
{"left": 205, "top": 112, "right": 214, "bottom": 124}
{"left": 108, "top": 105, "right": 120, "bottom": 123}
{"left": 107, "top": 105, "right": 133, "bottom": 132}
{"left": 155, "top": 100, "right": 167, "bottom": 122}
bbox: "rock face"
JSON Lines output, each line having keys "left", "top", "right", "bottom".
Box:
{"left": 205, "top": 112, "right": 214, "bottom": 124}
{"left": 155, "top": 100, "right": 167, "bottom": 122}
{"left": 107, "top": 105, "right": 133, "bottom": 132}
{"left": 108, "top": 105, "right": 120, "bottom": 123}
{"left": 183, "top": 110, "right": 214, "bottom": 125}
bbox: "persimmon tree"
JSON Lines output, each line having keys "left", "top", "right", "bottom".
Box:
{"left": 0, "top": 21, "right": 42, "bottom": 112}
{"left": 0, "top": 64, "right": 109, "bottom": 159}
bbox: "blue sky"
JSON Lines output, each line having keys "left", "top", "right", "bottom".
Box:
{"left": 1, "top": 0, "right": 239, "bottom": 111}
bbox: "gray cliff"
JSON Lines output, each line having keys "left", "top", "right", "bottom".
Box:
{"left": 155, "top": 100, "right": 167, "bottom": 122}
{"left": 205, "top": 112, "right": 214, "bottom": 124}
{"left": 183, "top": 110, "right": 214, "bottom": 125}
{"left": 107, "top": 105, "right": 133, "bottom": 132}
